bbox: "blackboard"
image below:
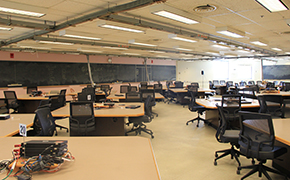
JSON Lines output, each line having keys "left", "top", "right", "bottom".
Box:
{"left": 0, "top": 61, "right": 176, "bottom": 87}
{"left": 263, "top": 65, "right": 290, "bottom": 79}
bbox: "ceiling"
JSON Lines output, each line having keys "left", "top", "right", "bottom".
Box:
{"left": 1, "top": 0, "right": 290, "bottom": 61}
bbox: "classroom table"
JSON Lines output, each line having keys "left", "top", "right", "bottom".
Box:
{"left": 0, "top": 136, "right": 161, "bottom": 180}
{"left": 52, "top": 102, "right": 144, "bottom": 136}
{"left": 107, "top": 93, "right": 164, "bottom": 101}
{"left": 243, "top": 118, "right": 290, "bottom": 177}
{"left": 17, "top": 95, "right": 50, "bottom": 113}
{"left": 0, "top": 114, "right": 35, "bottom": 137}
{"left": 169, "top": 88, "right": 215, "bottom": 104}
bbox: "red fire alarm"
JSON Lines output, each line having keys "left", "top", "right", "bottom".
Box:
{"left": 151, "top": 60, "right": 153, "bottom": 63}
{"left": 10, "top": 53, "right": 14, "bottom": 58}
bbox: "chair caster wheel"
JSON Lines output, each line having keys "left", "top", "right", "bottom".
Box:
{"left": 215, "top": 153, "right": 218, "bottom": 157}
{"left": 196, "top": 124, "right": 199, "bottom": 127}
{"left": 237, "top": 170, "right": 240, "bottom": 174}
{"left": 151, "top": 136, "right": 154, "bottom": 139}
{"left": 214, "top": 161, "right": 217, "bottom": 166}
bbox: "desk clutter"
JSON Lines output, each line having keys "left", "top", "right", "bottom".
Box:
{"left": 0, "top": 140, "right": 74, "bottom": 179}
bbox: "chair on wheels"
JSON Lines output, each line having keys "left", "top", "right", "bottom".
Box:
{"left": 120, "top": 85, "right": 130, "bottom": 93}
{"left": 0, "top": 99, "right": 9, "bottom": 114}
{"left": 69, "top": 101, "right": 95, "bottom": 136}
{"left": 221, "top": 94, "right": 241, "bottom": 129}
{"left": 186, "top": 87, "right": 206, "bottom": 127}
{"left": 257, "top": 95, "right": 285, "bottom": 118}
{"left": 141, "top": 89, "right": 158, "bottom": 117}
{"left": 125, "top": 96, "right": 154, "bottom": 138}
{"left": 4, "top": 91, "right": 20, "bottom": 113}
{"left": 50, "top": 89, "right": 67, "bottom": 111}
{"left": 125, "top": 92, "right": 142, "bottom": 102}
{"left": 164, "top": 81, "right": 177, "bottom": 104}
{"left": 129, "top": 86, "right": 138, "bottom": 92}
{"left": 214, "top": 105, "right": 242, "bottom": 166}
{"left": 237, "top": 111, "right": 288, "bottom": 180}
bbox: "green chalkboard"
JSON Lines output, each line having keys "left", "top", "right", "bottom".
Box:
{"left": 0, "top": 61, "right": 175, "bottom": 87}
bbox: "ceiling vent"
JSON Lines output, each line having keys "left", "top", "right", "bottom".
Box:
{"left": 193, "top": 4, "right": 217, "bottom": 13}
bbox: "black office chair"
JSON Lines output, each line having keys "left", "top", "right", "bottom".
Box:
{"left": 50, "top": 89, "right": 67, "bottom": 111}
{"left": 247, "top": 81, "right": 255, "bottom": 85}
{"left": 174, "top": 81, "right": 184, "bottom": 88}
{"left": 120, "top": 85, "right": 130, "bottom": 93}
{"left": 69, "top": 101, "right": 95, "bottom": 136}
{"left": 153, "top": 83, "right": 163, "bottom": 93}
{"left": 213, "top": 80, "right": 219, "bottom": 86}
{"left": 101, "top": 85, "right": 112, "bottom": 96}
{"left": 239, "top": 87, "right": 256, "bottom": 99}
{"left": 209, "top": 81, "right": 214, "bottom": 89}
{"left": 78, "top": 87, "right": 96, "bottom": 102}
{"left": 256, "top": 81, "right": 262, "bottom": 86}
{"left": 220, "top": 80, "right": 226, "bottom": 85}
{"left": 190, "top": 82, "right": 199, "bottom": 88}
{"left": 186, "top": 87, "right": 206, "bottom": 127}
{"left": 239, "top": 81, "right": 247, "bottom": 86}
{"left": 0, "top": 98, "right": 9, "bottom": 114}
{"left": 141, "top": 89, "right": 158, "bottom": 117}
{"left": 266, "top": 82, "right": 275, "bottom": 88}
{"left": 26, "top": 86, "right": 37, "bottom": 94}
{"left": 237, "top": 111, "right": 287, "bottom": 180}
{"left": 125, "top": 92, "right": 142, "bottom": 102}
{"left": 164, "top": 81, "right": 177, "bottom": 104}
{"left": 257, "top": 95, "right": 284, "bottom": 118}
{"left": 125, "top": 96, "right": 154, "bottom": 138}
{"left": 4, "top": 91, "right": 20, "bottom": 113}
{"left": 35, "top": 107, "right": 56, "bottom": 136}
{"left": 129, "top": 86, "right": 138, "bottom": 92}
{"left": 139, "top": 82, "right": 148, "bottom": 90}
{"left": 214, "top": 105, "right": 242, "bottom": 166}
{"left": 282, "top": 82, "right": 290, "bottom": 91}
{"left": 221, "top": 94, "right": 241, "bottom": 129}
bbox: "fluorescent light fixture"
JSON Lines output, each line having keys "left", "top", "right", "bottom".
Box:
{"left": 37, "top": 40, "right": 74, "bottom": 45}
{"left": 122, "top": 52, "right": 140, "bottom": 56}
{"left": 206, "top": 51, "right": 220, "bottom": 56}
{"left": 285, "top": 52, "right": 290, "bottom": 54}
{"left": 216, "top": 26, "right": 245, "bottom": 38}
{"left": 212, "top": 44, "right": 230, "bottom": 49}
{"left": 156, "top": 55, "right": 169, "bottom": 58}
{"left": 0, "top": 7, "right": 45, "bottom": 17}
{"left": 66, "top": 52, "right": 80, "bottom": 55}
{"left": 255, "top": 0, "right": 288, "bottom": 12}
{"left": 128, "top": 39, "right": 157, "bottom": 47}
{"left": 168, "top": 34, "right": 197, "bottom": 43}
{"left": 151, "top": 4, "right": 201, "bottom": 24}
{"left": 176, "top": 47, "right": 193, "bottom": 51}
{"left": 19, "top": 46, "right": 51, "bottom": 50}
{"left": 148, "top": 50, "right": 165, "bottom": 54}
{"left": 103, "top": 46, "right": 128, "bottom": 50}
{"left": 97, "top": 21, "right": 144, "bottom": 33}
{"left": 180, "top": 53, "right": 194, "bottom": 57}
{"left": 272, "top": 47, "right": 282, "bottom": 51}
{"left": 78, "top": 48, "right": 102, "bottom": 53}
{"left": 59, "top": 30, "right": 101, "bottom": 40}
{"left": 0, "top": 26, "right": 13, "bottom": 31}
{"left": 236, "top": 50, "right": 250, "bottom": 53}
{"left": 250, "top": 38, "right": 268, "bottom": 46}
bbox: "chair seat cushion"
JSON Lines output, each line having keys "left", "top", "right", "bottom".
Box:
{"left": 221, "top": 130, "right": 240, "bottom": 143}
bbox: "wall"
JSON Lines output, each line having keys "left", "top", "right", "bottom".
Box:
{"left": 176, "top": 58, "right": 262, "bottom": 89}
{"left": 262, "top": 59, "right": 290, "bottom": 82}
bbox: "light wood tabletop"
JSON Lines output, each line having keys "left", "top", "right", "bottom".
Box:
{"left": 107, "top": 93, "right": 164, "bottom": 100}
{"left": 195, "top": 98, "right": 261, "bottom": 109}
{"left": 52, "top": 102, "right": 144, "bottom": 118}
{"left": 17, "top": 94, "right": 49, "bottom": 100}
{"left": 0, "top": 136, "right": 161, "bottom": 180}
{"left": 0, "top": 114, "right": 35, "bottom": 137}
{"left": 169, "top": 88, "right": 215, "bottom": 93}
{"left": 257, "top": 91, "right": 290, "bottom": 96}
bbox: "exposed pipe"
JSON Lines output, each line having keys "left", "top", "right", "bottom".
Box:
{"left": 86, "top": 55, "right": 95, "bottom": 86}
{"left": 0, "top": 0, "right": 165, "bottom": 47}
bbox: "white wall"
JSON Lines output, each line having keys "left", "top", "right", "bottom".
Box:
{"left": 176, "top": 58, "right": 262, "bottom": 89}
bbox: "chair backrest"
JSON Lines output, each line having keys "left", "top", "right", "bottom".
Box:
{"left": 144, "top": 95, "right": 153, "bottom": 119}
{"left": 257, "top": 96, "right": 268, "bottom": 113}
{"left": 174, "top": 81, "right": 183, "bottom": 88}
{"left": 226, "top": 81, "right": 233, "bottom": 87}
{"left": 239, "top": 87, "right": 256, "bottom": 99}
{"left": 69, "top": 101, "right": 95, "bottom": 135}
{"left": 190, "top": 82, "right": 199, "bottom": 88}
{"left": 27, "top": 86, "right": 37, "bottom": 94}
{"left": 130, "top": 86, "right": 138, "bottom": 92}
{"left": 120, "top": 85, "right": 130, "bottom": 93}
{"left": 239, "top": 81, "right": 246, "bottom": 86}
{"left": 266, "top": 82, "right": 275, "bottom": 88}
{"left": 153, "top": 84, "right": 162, "bottom": 93}
{"left": 256, "top": 81, "right": 262, "bottom": 86}
{"left": 125, "top": 92, "right": 142, "bottom": 102}
{"left": 238, "top": 111, "right": 275, "bottom": 159}
{"left": 140, "top": 89, "right": 155, "bottom": 103}
{"left": 3, "top": 91, "right": 18, "bottom": 109}
{"left": 35, "top": 107, "right": 56, "bottom": 136}
{"left": 247, "top": 81, "right": 255, "bottom": 85}
{"left": 80, "top": 87, "right": 96, "bottom": 102}
{"left": 213, "top": 80, "right": 219, "bottom": 85}
{"left": 216, "top": 106, "right": 228, "bottom": 142}
{"left": 0, "top": 99, "right": 9, "bottom": 114}
{"left": 221, "top": 94, "right": 241, "bottom": 115}
{"left": 283, "top": 82, "right": 290, "bottom": 91}
{"left": 59, "top": 89, "right": 67, "bottom": 106}
{"left": 220, "top": 80, "right": 226, "bottom": 85}
{"left": 188, "top": 87, "right": 199, "bottom": 112}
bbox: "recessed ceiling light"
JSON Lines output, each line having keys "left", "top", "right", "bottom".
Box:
{"left": 250, "top": 38, "right": 268, "bottom": 46}
{"left": 168, "top": 34, "right": 197, "bottom": 43}
{"left": 103, "top": 46, "right": 128, "bottom": 50}
{"left": 151, "top": 4, "right": 201, "bottom": 24}
{"left": 212, "top": 44, "right": 230, "bottom": 49}
{"left": 59, "top": 30, "right": 101, "bottom": 41}
{"left": 255, "top": 0, "right": 288, "bottom": 12}
{"left": 148, "top": 50, "right": 165, "bottom": 53}
{"left": 19, "top": 46, "right": 51, "bottom": 50}
{"left": 36, "top": 41, "right": 74, "bottom": 45}
{"left": 272, "top": 47, "right": 282, "bottom": 51}
{"left": 176, "top": 47, "right": 193, "bottom": 51}
{"left": 285, "top": 52, "right": 290, "bottom": 54}
{"left": 0, "top": 26, "right": 13, "bottom": 31}
{"left": 128, "top": 39, "right": 157, "bottom": 47}
{"left": 216, "top": 26, "right": 245, "bottom": 38}
{"left": 0, "top": 7, "right": 45, "bottom": 17}
{"left": 77, "top": 48, "right": 102, "bottom": 53}
{"left": 122, "top": 52, "right": 140, "bottom": 56}
{"left": 97, "top": 21, "right": 144, "bottom": 33}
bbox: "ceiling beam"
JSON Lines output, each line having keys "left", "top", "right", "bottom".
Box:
{"left": 0, "top": 0, "right": 166, "bottom": 47}
{"left": 0, "top": 17, "right": 55, "bottom": 30}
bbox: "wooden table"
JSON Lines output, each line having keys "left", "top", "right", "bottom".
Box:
{"left": 0, "top": 114, "right": 35, "bottom": 137}
{"left": 243, "top": 118, "right": 290, "bottom": 177}
{"left": 0, "top": 136, "right": 161, "bottom": 180}
{"left": 169, "top": 88, "right": 215, "bottom": 104}
{"left": 52, "top": 102, "right": 144, "bottom": 136}
{"left": 107, "top": 93, "right": 164, "bottom": 101}
{"left": 17, "top": 95, "right": 49, "bottom": 113}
